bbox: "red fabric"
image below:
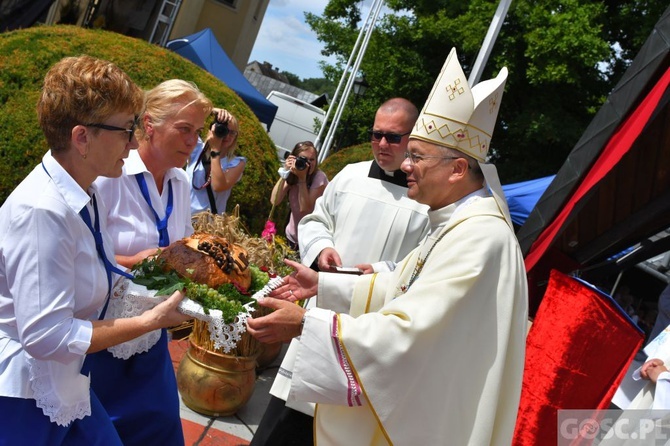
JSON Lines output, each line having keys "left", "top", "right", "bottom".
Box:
{"left": 527, "top": 247, "right": 581, "bottom": 316}
{"left": 525, "top": 67, "right": 670, "bottom": 275}
{"left": 512, "top": 270, "right": 644, "bottom": 446}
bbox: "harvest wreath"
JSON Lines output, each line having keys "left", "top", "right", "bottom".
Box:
{"left": 131, "top": 233, "right": 277, "bottom": 324}
{"left": 103, "top": 209, "right": 295, "bottom": 361}
{"left": 187, "top": 209, "right": 298, "bottom": 360}
{"left": 116, "top": 232, "right": 283, "bottom": 356}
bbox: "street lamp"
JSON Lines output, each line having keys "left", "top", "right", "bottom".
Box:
{"left": 338, "top": 75, "right": 370, "bottom": 150}
{"left": 352, "top": 75, "right": 369, "bottom": 97}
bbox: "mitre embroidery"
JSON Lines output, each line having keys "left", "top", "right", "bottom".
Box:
{"left": 446, "top": 77, "right": 465, "bottom": 100}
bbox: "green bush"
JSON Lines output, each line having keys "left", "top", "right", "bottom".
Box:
{"left": 319, "top": 143, "right": 373, "bottom": 180}
{"left": 0, "top": 25, "right": 278, "bottom": 235}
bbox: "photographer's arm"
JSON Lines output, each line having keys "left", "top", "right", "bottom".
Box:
{"left": 271, "top": 178, "right": 289, "bottom": 206}
{"left": 208, "top": 107, "right": 245, "bottom": 192}
{"left": 210, "top": 153, "right": 245, "bottom": 192}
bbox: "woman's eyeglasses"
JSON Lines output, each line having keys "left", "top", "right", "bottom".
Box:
{"left": 368, "top": 129, "right": 411, "bottom": 144}
{"left": 85, "top": 118, "right": 138, "bottom": 142}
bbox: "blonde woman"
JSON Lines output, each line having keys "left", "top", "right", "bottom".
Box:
{"left": 187, "top": 109, "right": 246, "bottom": 214}
{"left": 90, "top": 79, "right": 212, "bottom": 446}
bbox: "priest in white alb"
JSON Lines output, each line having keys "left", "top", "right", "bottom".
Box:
{"left": 247, "top": 48, "right": 529, "bottom": 445}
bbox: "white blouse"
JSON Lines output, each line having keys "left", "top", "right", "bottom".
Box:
{"left": 95, "top": 149, "right": 194, "bottom": 256}
{"left": 0, "top": 152, "right": 113, "bottom": 424}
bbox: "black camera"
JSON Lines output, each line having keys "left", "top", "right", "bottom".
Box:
{"left": 213, "top": 118, "right": 229, "bottom": 138}
{"left": 295, "top": 156, "right": 310, "bottom": 171}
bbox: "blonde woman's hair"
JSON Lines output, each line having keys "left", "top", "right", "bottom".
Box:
{"left": 138, "top": 79, "right": 213, "bottom": 139}
{"left": 37, "top": 55, "right": 144, "bottom": 152}
{"left": 222, "top": 114, "right": 240, "bottom": 159}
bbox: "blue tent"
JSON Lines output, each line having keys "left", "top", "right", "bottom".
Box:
{"left": 502, "top": 175, "right": 555, "bottom": 227}
{"left": 166, "top": 28, "right": 277, "bottom": 129}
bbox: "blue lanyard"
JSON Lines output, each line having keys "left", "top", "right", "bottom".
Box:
{"left": 42, "top": 162, "right": 133, "bottom": 320}
{"left": 80, "top": 195, "right": 134, "bottom": 319}
{"left": 134, "top": 173, "right": 173, "bottom": 247}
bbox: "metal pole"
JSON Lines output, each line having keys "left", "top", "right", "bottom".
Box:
{"left": 313, "top": 5, "right": 369, "bottom": 151}
{"left": 317, "top": 0, "right": 385, "bottom": 164}
{"left": 468, "top": 0, "right": 512, "bottom": 87}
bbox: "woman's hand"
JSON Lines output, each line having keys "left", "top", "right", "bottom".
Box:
{"left": 285, "top": 155, "right": 308, "bottom": 181}
{"left": 207, "top": 108, "right": 235, "bottom": 152}
{"left": 144, "top": 289, "right": 192, "bottom": 330}
{"left": 212, "top": 108, "right": 233, "bottom": 126}
{"left": 269, "top": 259, "right": 318, "bottom": 302}
{"left": 116, "top": 247, "right": 161, "bottom": 269}
{"left": 89, "top": 290, "right": 192, "bottom": 353}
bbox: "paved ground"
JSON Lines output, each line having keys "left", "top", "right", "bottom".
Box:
{"left": 169, "top": 338, "right": 287, "bottom": 445}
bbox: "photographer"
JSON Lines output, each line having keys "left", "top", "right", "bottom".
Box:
{"left": 187, "top": 108, "right": 246, "bottom": 214}
{"left": 271, "top": 141, "right": 328, "bottom": 250}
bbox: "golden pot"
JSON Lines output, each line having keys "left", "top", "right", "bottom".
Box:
{"left": 256, "top": 341, "right": 283, "bottom": 370}
{"left": 177, "top": 339, "right": 258, "bottom": 416}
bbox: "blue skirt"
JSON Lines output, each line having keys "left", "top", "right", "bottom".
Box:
{"left": 0, "top": 392, "right": 122, "bottom": 446}
{"left": 84, "top": 329, "right": 184, "bottom": 446}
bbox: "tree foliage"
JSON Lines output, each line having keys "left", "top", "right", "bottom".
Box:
{"left": 299, "top": 77, "right": 336, "bottom": 98}
{"left": 307, "top": 0, "right": 668, "bottom": 182}
{"left": 279, "top": 70, "right": 336, "bottom": 99}
{"left": 280, "top": 70, "right": 301, "bottom": 86}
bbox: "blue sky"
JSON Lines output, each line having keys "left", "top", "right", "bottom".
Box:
{"left": 248, "top": 0, "right": 332, "bottom": 80}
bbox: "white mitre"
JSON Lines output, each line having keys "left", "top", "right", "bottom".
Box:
{"left": 411, "top": 47, "right": 512, "bottom": 226}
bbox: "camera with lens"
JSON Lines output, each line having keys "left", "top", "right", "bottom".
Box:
{"left": 294, "top": 156, "right": 310, "bottom": 171}
{"left": 213, "top": 118, "right": 230, "bottom": 138}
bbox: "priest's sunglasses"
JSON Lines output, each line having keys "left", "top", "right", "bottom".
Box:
{"left": 368, "top": 129, "right": 411, "bottom": 144}
{"left": 85, "top": 117, "right": 139, "bottom": 142}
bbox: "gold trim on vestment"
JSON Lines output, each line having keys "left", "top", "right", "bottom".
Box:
{"left": 335, "top": 313, "right": 393, "bottom": 445}
{"left": 364, "top": 273, "right": 377, "bottom": 314}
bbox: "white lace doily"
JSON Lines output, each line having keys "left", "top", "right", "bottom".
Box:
{"left": 28, "top": 354, "right": 91, "bottom": 426}
{"left": 105, "top": 279, "right": 162, "bottom": 359}
{"left": 107, "top": 277, "right": 284, "bottom": 356}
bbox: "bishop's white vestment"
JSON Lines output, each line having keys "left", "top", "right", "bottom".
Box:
{"left": 289, "top": 194, "right": 528, "bottom": 445}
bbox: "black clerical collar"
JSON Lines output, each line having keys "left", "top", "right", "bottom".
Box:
{"left": 368, "top": 160, "right": 408, "bottom": 187}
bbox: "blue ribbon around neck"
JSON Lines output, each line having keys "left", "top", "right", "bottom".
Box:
{"left": 42, "top": 162, "right": 133, "bottom": 320}
{"left": 134, "top": 173, "right": 173, "bottom": 247}
{"left": 80, "top": 195, "right": 134, "bottom": 319}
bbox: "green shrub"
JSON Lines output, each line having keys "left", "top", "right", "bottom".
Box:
{"left": 319, "top": 143, "right": 373, "bottom": 179}
{"left": 0, "top": 25, "right": 278, "bottom": 235}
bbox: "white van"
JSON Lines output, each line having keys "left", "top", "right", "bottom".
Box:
{"left": 266, "top": 91, "right": 325, "bottom": 160}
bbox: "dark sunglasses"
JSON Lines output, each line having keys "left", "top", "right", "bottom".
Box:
{"left": 85, "top": 117, "right": 139, "bottom": 143}
{"left": 368, "top": 129, "right": 411, "bottom": 144}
